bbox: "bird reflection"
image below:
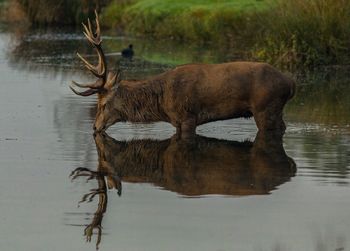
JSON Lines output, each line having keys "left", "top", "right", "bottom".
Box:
{"left": 70, "top": 132, "right": 296, "bottom": 248}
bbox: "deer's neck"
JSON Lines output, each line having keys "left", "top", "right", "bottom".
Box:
{"left": 115, "top": 79, "right": 168, "bottom": 123}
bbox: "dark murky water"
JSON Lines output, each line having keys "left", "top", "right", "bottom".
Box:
{"left": 0, "top": 26, "right": 349, "bottom": 251}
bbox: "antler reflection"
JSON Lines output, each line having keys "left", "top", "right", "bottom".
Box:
{"left": 70, "top": 165, "right": 121, "bottom": 250}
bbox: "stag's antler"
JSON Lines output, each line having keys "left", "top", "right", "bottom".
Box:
{"left": 70, "top": 11, "right": 108, "bottom": 96}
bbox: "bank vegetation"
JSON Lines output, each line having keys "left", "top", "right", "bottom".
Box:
{"left": 1, "top": 0, "right": 350, "bottom": 68}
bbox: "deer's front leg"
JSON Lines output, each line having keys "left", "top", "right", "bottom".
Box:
{"left": 179, "top": 117, "right": 197, "bottom": 139}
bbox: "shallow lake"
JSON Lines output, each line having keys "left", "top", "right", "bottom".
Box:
{"left": 0, "top": 26, "right": 349, "bottom": 251}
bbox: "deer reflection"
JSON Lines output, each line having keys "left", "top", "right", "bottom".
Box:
{"left": 70, "top": 164, "right": 121, "bottom": 249}
{"left": 70, "top": 132, "right": 296, "bottom": 248}
{"left": 94, "top": 132, "right": 296, "bottom": 196}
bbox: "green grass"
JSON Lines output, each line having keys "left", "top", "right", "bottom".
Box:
{"left": 101, "top": 0, "right": 350, "bottom": 68}
{"left": 252, "top": 0, "right": 350, "bottom": 68}
{"left": 102, "top": 0, "right": 273, "bottom": 41}
{"left": 127, "top": 0, "right": 270, "bottom": 13}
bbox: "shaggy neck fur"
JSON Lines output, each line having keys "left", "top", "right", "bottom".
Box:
{"left": 115, "top": 79, "right": 168, "bottom": 123}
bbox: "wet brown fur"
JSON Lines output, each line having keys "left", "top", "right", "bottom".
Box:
{"left": 116, "top": 79, "right": 166, "bottom": 122}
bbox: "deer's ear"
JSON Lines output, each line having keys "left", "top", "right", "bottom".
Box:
{"left": 105, "top": 72, "right": 121, "bottom": 89}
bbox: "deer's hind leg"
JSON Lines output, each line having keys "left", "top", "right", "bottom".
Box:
{"left": 175, "top": 117, "right": 197, "bottom": 139}
{"left": 253, "top": 99, "right": 286, "bottom": 135}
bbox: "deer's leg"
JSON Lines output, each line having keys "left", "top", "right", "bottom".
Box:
{"left": 179, "top": 117, "right": 197, "bottom": 139}
{"left": 253, "top": 100, "right": 286, "bottom": 135}
{"left": 176, "top": 126, "right": 181, "bottom": 135}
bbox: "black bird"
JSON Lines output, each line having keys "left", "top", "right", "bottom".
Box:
{"left": 121, "top": 44, "right": 134, "bottom": 58}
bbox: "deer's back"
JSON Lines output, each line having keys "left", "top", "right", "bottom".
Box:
{"left": 159, "top": 62, "right": 294, "bottom": 122}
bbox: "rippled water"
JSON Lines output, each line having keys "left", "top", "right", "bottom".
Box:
{"left": 0, "top": 26, "right": 349, "bottom": 251}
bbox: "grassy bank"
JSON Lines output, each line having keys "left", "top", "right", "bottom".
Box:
{"left": 102, "top": 0, "right": 271, "bottom": 41}
{"left": 3, "top": 0, "right": 350, "bottom": 67}
{"left": 253, "top": 0, "right": 350, "bottom": 68}
{"left": 101, "top": 0, "right": 350, "bottom": 68}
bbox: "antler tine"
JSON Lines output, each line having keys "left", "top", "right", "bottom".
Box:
{"left": 71, "top": 11, "right": 109, "bottom": 97}
{"left": 81, "top": 14, "right": 101, "bottom": 45}
{"left": 96, "top": 50, "right": 106, "bottom": 78}
{"left": 79, "top": 55, "right": 105, "bottom": 81}
{"left": 71, "top": 79, "right": 104, "bottom": 89}
{"left": 94, "top": 10, "right": 101, "bottom": 39}
{"left": 69, "top": 85, "right": 99, "bottom": 96}
{"left": 77, "top": 52, "right": 94, "bottom": 70}
{"left": 88, "top": 18, "right": 93, "bottom": 37}
{"left": 76, "top": 51, "right": 106, "bottom": 79}
{"left": 78, "top": 13, "right": 106, "bottom": 80}
{"left": 82, "top": 23, "right": 98, "bottom": 45}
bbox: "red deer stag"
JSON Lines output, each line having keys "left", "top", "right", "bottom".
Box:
{"left": 70, "top": 12, "right": 296, "bottom": 138}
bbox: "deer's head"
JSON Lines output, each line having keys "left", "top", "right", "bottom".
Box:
{"left": 70, "top": 11, "right": 122, "bottom": 132}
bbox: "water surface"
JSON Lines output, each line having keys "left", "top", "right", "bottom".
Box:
{"left": 0, "top": 26, "right": 349, "bottom": 251}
